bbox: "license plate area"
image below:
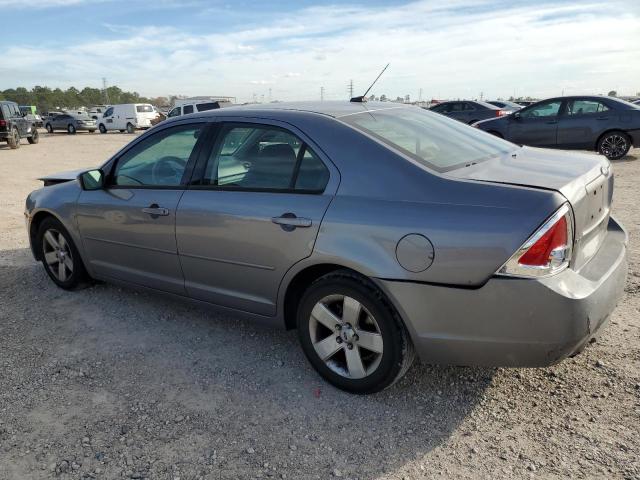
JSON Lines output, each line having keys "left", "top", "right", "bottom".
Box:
{"left": 584, "top": 174, "right": 609, "bottom": 234}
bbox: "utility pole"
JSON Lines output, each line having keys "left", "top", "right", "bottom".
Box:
{"left": 320, "top": 86, "right": 325, "bottom": 101}
{"left": 102, "top": 77, "right": 109, "bottom": 104}
{"left": 419, "top": 88, "right": 423, "bottom": 102}
{"left": 479, "top": 91, "right": 484, "bottom": 101}
{"left": 348, "top": 79, "right": 354, "bottom": 99}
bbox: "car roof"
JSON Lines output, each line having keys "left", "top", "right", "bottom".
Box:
{"left": 194, "top": 101, "right": 406, "bottom": 119}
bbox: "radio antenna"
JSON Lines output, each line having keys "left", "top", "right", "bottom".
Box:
{"left": 350, "top": 63, "right": 390, "bottom": 102}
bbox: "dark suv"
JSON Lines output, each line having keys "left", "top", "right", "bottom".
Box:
{"left": 0, "top": 101, "right": 39, "bottom": 149}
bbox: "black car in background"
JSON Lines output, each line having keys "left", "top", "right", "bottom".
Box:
{"left": 488, "top": 100, "right": 522, "bottom": 112}
{"left": 475, "top": 96, "right": 640, "bottom": 160}
{"left": 0, "top": 101, "right": 39, "bottom": 149}
{"left": 429, "top": 100, "right": 507, "bottom": 124}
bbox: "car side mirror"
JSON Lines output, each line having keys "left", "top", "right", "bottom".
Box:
{"left": 78, "top": 169, "right": 104, "bottom": 190}
{"left": 512, "top": 111, "right": 521, "bottom": 120}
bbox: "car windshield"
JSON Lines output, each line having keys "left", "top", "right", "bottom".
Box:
{"left": 341, "top": 106, "right": 517, "bottom": 172}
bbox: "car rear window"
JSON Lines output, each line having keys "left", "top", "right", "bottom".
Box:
{"left": 341, "top": 106, "right": 517, "bottom": 172}
{"left": 136, "top": 105, "right": 154, "bottom": 113}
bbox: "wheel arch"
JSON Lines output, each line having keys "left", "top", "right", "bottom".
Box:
{"left": 281, "top": 262, "right": 397, "bottom": 331}
{"left": 29, "top": 210, "right": 63, "bottom": 260}
{"left": 595, "top": 129, "right": 632, "bottom": 151}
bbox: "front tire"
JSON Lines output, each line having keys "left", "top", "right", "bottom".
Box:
{"left": 598, "top": 131, "right": 631, "bottom": 160}
{"left": 37, "top": 217, "right": 90, "bottom": 290}
{"left": 28, "top": 128, "right": 39, "bottom": 144}
{"left": 67, "top": 124, "right": 76, "bottom": 134}
{"left": 46, "top": 123, "right": 54, "bottom": 133}
{"left": 7, "top": 128, "right": 20, "bottom": 149}
{"left": 99, "top": 124, "right": 107, "bottom": 134}
{"left": 297, "top": 271, "right": 415, "bottom": 394}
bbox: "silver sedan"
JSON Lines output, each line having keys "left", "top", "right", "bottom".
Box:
{"left": 25, "top": 102, "right": 628, "bottom": 393}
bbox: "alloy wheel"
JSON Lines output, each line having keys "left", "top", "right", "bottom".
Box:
{"left": 42, "top": 229, "right": 74, "bottom": 282}
{"left": 601, "top": 134, "right": 627, "bottom": 159}
{"left": 309, "top": 294, "right": 384, "bottom": 379}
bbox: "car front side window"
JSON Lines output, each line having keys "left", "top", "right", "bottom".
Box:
{"left": 111, "top": 124, "right": 203, "bottom": 187}
{"left": 520, "top": 101, "right": 562, "bottom": 118}
{"left": 104, "top": 107, "right": 114, "bottom": 117}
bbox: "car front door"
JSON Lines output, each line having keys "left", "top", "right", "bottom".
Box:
{"left": 76, "top": 122, "right": 206, "bottom": 294}
{"left": 507, "top": 99, "right": 563, "bottom": 147}
{"left": 102, "top": 107, "right": 115, "bottom": 129}
{"left": 176, "top": 119, "right": 338, "bottom": 316}
{"left": 556, "top": 98, "right": 610, "bottom": 149}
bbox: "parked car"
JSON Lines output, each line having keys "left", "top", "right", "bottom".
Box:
{"left": 25, "top": 102, "right": 627, "bottom": 393}
{"left": 166, "top": 100, "right": 232, "bottom": 119}
{"left": 633, "top": 99, "right": 640, "bottom": 106}
{"left": 487, "top": 100, "right": 522, "bottom": 112}
{"left": 88, "top": 105, "right": 110, "bottom": 121}
{"left": 516, "top": 101, "right": 535, "bottom": 107}
{"left": 19, "top": 105, "right": 44, "bottom": 127}
{"left": 475, "top": 95, "right": 640, "bottom": 160}
{"left": 0, "top": 100, "right": 39, "bottom": 148}
{"left": 98, "top": 104, "right": 158, "bottom": 133}
{"left": 45, "top": 113, "right": 97, "bottom": 134}
{"left": 429, "top": 100, "right": 507, "bottom": 124}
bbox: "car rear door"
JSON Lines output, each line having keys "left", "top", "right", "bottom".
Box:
{"left": 556, "top": 98, "right": 611, "bottom": 149}
{"left": 76, "top": 121, "right": 207, "bottom": 294}
{"left": 175, "top": 118, "right": 339, "bottom": 316}
{"left": 507, "top": 99, "right": 563, "bottom": 147}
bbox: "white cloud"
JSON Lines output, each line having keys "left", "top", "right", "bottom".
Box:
{"left": 1, "top": 0, "right": 639, "bottom": 102}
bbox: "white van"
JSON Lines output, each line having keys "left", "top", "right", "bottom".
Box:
{"left": 167, "top": 99, "right": 233, "bottom": 118}
{"left": 98, "top": 104, "right": 158, "bottom": 134}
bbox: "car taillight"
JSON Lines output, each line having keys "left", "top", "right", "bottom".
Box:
{"left": 496, "top": 110, "right": 507, "bottom": 117}
{"left": 0, "top": 120, "right": 6, "bottom": 127}
{"left": 498, "top": 204, "right": 574, "bottom": 278}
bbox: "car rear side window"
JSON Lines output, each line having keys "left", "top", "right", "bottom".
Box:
{"left": 196, "top": 102, "right": 216, "bottom": 112}
{"left": 566, "top": 100, "right": 609, "bottom": 115}
{"left": 202, "top": 124, "right": 328, "bottom": 192}
{"left": 183, "top": 105, "right": 194, "bottom": 114}
{"left": 341, "top": 107, "right": 516, "bottom": 172}
{"left": 136, "top": 105, "right": 154, "bottom": 113}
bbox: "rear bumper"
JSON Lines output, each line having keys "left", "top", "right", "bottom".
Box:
{"left": 378, "top": 216, "right": 628, "bottom": 367}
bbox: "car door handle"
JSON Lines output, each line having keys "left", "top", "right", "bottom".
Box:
{"left": 272, "top": 213, "right": 312, "bottom": 230}
{"left": 545, "top": 120, "right": 558, "bottom": 124}
{"left": 142, "top": 204, "right": 169, "bottom": 216}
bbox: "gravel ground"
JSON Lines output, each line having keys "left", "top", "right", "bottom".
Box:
{"left": 0, "top": 131, "right": 639, "bottom": 480}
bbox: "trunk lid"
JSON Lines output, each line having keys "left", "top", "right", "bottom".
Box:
{"left": 446, "top": 146, "right": 613, "bottom": 270}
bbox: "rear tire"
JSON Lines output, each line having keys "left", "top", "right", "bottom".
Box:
{"left": 126, "top": 123, "right": 135, "bottom": 134}
{"left": 27, "top": 128, "right": 39, "bottom": 144}
{"left": 7, "top": 128, "right": 20, "bottom": 149}
{"left": 297, "top": 270, "right": 415, "bottom": 394}
{"left": 37, "top": 217, "right": 90, "bottom": 290}
{"left": 67, "top": 124, "right": 76, "bottom": 134}
{"left": 46, "top": 123, "right": 53, "bottom": 133}
{"left": 99, "top": 124, "right": 107, "bottom": 134}
{"left": 597, "top": 131, "right": 631, "bottom": 160}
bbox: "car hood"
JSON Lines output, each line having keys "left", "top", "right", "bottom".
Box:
{"left": 39, "top": 168, "right": 88, "bottom": 186}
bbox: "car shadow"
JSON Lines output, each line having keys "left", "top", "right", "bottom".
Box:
{"left": 1, "top": 247, "right": 493, "bottom": 479}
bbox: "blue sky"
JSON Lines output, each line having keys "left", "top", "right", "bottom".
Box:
{"left": 1, "top": 0, "right": 639, "bottom": 102}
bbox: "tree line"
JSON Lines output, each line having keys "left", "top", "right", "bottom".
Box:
{"left": 0, "top": 86, "right": 168, "bottom": 113}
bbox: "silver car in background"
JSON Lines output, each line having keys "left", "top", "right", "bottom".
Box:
{"left": 45, "top": 113, "right": 97, "bottom": 134}
{"left": 25, "top": 102, "right": 627, "bottom": 393}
